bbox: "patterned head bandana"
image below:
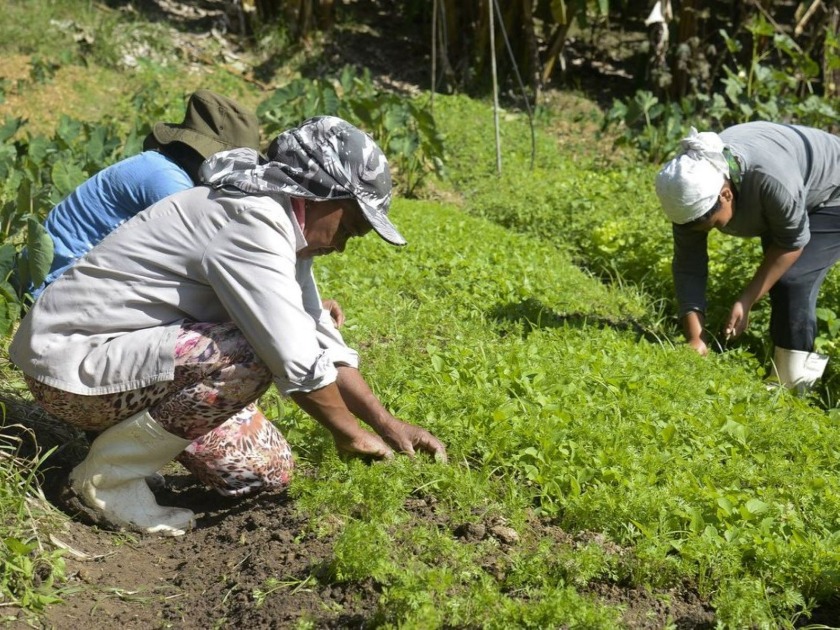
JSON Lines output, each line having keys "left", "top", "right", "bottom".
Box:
{"left": 655, "top": 127, "right": 729, "bottom": 224}
{"left": 201, "top": 116, "right": 406, "bottom": 245}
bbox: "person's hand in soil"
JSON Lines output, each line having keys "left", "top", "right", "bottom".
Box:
{"left": 292, "top": 369, "right": 447, "bottom": 463}
{"left": 372, "top": 416, "right": 448, "bottom": 462}
{"left": 332, "top": 430, "right": 394, "bottom": 460}
{"left": 335, "top": 366, "right": 448, "bottom": 463}
{"left": 682, "top": 311, "right": 709, "bottom": 356}
{"left": 686, "top": 335, "right": 709, "bottom": 356}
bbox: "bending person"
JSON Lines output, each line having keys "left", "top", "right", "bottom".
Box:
{"left": 655, "top": 122, "right": 840, "bottom": 391}
{"left": 10, "top": 116, "right": 446, "bottom": 536}
{"left": 35, "top": 89, "right": 261, "bottom": 298}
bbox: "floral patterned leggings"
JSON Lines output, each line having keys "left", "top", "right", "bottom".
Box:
{"left": 25, "top": 321, "right": 294, "bottom": 497}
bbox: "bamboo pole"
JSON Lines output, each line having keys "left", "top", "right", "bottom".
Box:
{"left": 489, "top": 0, "right": 501, "bottom": 175}
{"left": 431, "top": 0, "right": 437, "bottom": 110}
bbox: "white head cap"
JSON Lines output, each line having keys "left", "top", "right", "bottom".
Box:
{"left": 655, "top": 127, "right": 729, "bottom": 224}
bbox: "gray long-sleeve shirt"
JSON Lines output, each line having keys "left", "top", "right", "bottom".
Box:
{"left": 10, "top": 186, "right": 358, "bottom": 395}
{"left": 672, "top": 122, "right": 840, "bottom": 316}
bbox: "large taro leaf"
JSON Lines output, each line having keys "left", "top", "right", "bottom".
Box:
{"left": 25, "top": 217, "right": 53, "bottom": 290}
{"left": 0, "top": 242, "right": 15, "bottom": 280}
{"left": 51, "top": 160, "right": 87, "bottom": 199}
{"left": 0, "top": 116, "right": 23, "bottom": 143}
{"left": 0, "top": 280, "right": 20, "bottom": 335}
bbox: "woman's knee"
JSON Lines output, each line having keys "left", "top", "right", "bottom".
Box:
{"left": 173, "top": 321, "right": 273, "bottom": 405}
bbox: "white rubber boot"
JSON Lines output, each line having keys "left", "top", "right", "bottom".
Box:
{"left": 145, "top": 472, "right": 167, "bottom": 492}
{"left": 69, "top": 410, "right": 196, "bottom": 536}
{"left": 771, "top": 347, "right": 829, "bottom": 394}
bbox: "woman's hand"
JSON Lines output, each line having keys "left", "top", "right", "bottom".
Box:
{"left": 333, "top": 366, "right": 448, "bottom": 463}
{"left": 375, "top": 417, "right": 448, "bottom": 463}
{"left": 687, "top": 336, "right": 709, "bottom": 356}
{"left": 682, "top": 311, "right": 708, "bottom": 356}
{"left": 725, "top": 299, "right": 751, "bottom": 339}
{"left": 333, "top": 430, "right": 394, "bottom": 459}
{"left": 322, "top": 299, "right": 345, "bottom": 328}
{"left": 292, "top": 382, "right": 396, "bottom": 460}
{"left": 726, "top": 245, "right": 801, "bottom": 340}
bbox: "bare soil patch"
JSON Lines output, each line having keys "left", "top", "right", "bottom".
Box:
{"left": 3, "top": 451, "right": 717, "bottom": 629}
{"left": 2, "top": 395, "right": 718, "bottom": 628}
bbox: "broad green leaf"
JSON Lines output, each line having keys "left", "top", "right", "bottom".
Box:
{"left": 51, "top": 160, "right": 87, "bottom": 197}
{"left": 0, "top": 291, "right": 20, "bottom": 336}
{"left": 26, "top": 217, "right": 54, "bottom": 289}
{"left": 748, "top": 15, "right": 775, "bottom": 38}
{"left": 4, "top": 537, "right": 34, "bottom": 556}
{"left": 0, "top": 115, "right": 23, "bottom": 143}
{"left": 744, "top": 499, "right": 769, "bottom": 515}
{"left": 85, "top": 124, "right": 107, "bottom": 163}
{"left": 816, "top": 307, "right": 835, "bottom": 321}
{"left": 717, "top": 496, "right": 734, "bottom": 515}
{"left": 16, "top": 177, "right": 32, "bottom": 216}
{"left": 0, "top": 242, "right": 16, "bottom": 278}
{"left": 0, "top": 143, "right": 17, "bottom": 180}
{"left": 27, "top": 134, "right": 50, "bottom": 164}
{"left": 383, "top": 108, "right": 408, "bottom": 133}
{"left": 56, "top": 114, "right": 82, "bottom": 147}
{"left": 121, "top": 127, "right": 143, "bottom": 159}
{"left": 317, "top": 84, "right": 341, "bottom": 116}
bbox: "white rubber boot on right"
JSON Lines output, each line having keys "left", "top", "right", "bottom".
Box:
{"left": 771, "top": 347, "right": 829, "bottom": 395}
{"left": 69, "top": 410, "right": 196, "bottom": 536}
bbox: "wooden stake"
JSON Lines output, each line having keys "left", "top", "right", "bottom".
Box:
{"left": 489, "top": 0, "right": 501, "bottom": 175}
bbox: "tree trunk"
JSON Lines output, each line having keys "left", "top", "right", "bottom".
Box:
{"left": 670, "top": 0, "right": 699, "bottom": 99}
{"left": 644, "top": 1, "right": 672, "bottom": 93}
{"left": 521, "top": 0, "right": 540, "bottom": 97}
{"left": 237, "top": 0, "right": 324, "bottom": 39}
{"left": 825, "top": 5, "right": 840, "bottom": 98}
{"left": 316, "top": 0, "right": 334, "bottom": 30}
{"left": 540, "top": 5, "right": 578, "bottom": 85}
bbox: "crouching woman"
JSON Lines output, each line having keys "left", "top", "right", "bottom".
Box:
{"left": 10, "top": 116, "right": 446, "bottom": 536}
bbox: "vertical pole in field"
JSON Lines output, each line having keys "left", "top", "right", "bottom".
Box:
{"left": 489, "top": 0, "right": 502, "bottom": 175}
{"left": 431, "top": 0, "right": 437, "bottom": 111}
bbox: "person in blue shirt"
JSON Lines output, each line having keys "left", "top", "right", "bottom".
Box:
{"left": 36, "top": 89, "right": 261, "bottom": 297}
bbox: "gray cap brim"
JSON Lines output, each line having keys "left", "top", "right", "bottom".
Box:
{"left": 358, "top": 200, "right": 407, "bottom": 246}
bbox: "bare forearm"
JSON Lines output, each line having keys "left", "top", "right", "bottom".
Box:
{"left": 335, "top": 366, "right": 448, "bottom": 460}
{"left": 291, "top": 382, "right": 363, "bottom": 439}
{"left": 682, "top": 310, "right": 705, "bottom": 342}
{"left": 335, "top": 366, "right": 393, "bottom": 431}
{"left": 739, "top": 245, "right": 802, "bottom": 307}
{"left": 291, "top": 380, "right": 395, "bottom": 458}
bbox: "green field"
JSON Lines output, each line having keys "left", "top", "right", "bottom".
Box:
{"left": 3, "top": 2, "right": 840, "bottom": 628}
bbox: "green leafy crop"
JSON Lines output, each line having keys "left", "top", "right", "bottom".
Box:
{"left": 257, "top": 66, "right": 445, "bottom": 196}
